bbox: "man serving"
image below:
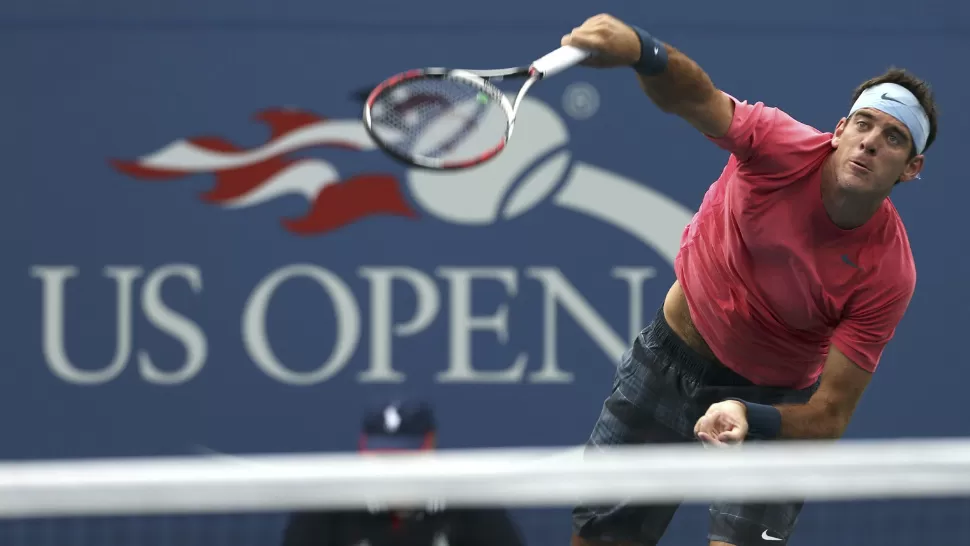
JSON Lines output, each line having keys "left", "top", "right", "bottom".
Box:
{"left": 561, "top": 13, "right": 937, "bottom": 546}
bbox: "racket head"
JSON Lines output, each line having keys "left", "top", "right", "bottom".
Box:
{"left": 362, "top": 68, "right": 520, "bottom": 170}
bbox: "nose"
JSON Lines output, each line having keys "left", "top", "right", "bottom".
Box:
{"left": 858, "top": 133, "right": 878, "bottom": 155}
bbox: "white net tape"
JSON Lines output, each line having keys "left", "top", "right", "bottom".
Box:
{"left": 3, "top": 437, "right": 970, "bottom": 519}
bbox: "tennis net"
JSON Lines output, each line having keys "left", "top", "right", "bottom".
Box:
{"left": 1, "top": 438, "right": 969, "bottom": 545}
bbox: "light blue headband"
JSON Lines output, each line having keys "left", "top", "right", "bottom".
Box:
{"left": 848, "top": 82, "right": 930, "bottom": 154}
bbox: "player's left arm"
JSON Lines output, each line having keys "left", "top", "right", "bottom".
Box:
{"left": 755, "top": 274, "right": 914, "bottom": 441}
{"left": 698, "top": 347, "right": 872, "bottom": 443}
{"left": 697, "top": 262, "right": 915, "bottom": 443}
{"left": 774, "top": 346, "right": 871, "bottom": 439}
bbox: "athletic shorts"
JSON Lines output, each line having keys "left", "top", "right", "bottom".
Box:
{"left": 571, "top": 308, "right": 819, "bottom": 546}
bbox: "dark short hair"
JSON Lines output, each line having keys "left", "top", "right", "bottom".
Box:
{"left": 849, "top": 67, "right": 938, "bottom": 157}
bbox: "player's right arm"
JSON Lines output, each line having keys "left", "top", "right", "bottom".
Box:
{"left": 635, "top": 45, "right": 735, "bottom": 139}
{"left": 563, "top": 14, "right": 826, "bottom": 181}
{"left": 561, "top": 14, "right": 734, "bottom": 138}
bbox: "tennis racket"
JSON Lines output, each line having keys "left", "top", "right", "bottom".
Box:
{"left": 362, "top": 45, "right": 590, "bottom": 170}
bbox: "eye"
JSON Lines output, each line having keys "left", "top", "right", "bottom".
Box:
{"left": 855, "top": 120, "right": 869, "bottom": 129}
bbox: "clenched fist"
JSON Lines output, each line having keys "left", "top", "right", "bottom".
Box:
{"left": 560, "top": 14, "right": 642, "bottom": 68}
{"left": 694, "top": 400, "right": 748, "bottom": 446}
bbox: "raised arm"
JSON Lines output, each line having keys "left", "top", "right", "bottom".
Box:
{"left": 562, "top": 14, "right": 735, "bottom": 138}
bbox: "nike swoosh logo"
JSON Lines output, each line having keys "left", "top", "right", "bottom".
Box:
{"left": 762, "top": 529, "right": 783, "bottom": 541}
{"left": 841, "top": 254, "right": 860, "bottom": 269}
{"left": 881, "top": 92, "right": 904, "bottom": 104}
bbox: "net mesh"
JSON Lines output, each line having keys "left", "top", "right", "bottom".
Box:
{"left": 368, "top": 74, "right": 510, "bottom": 165}
{"left": 0, "top": 440, "right": 968, "bottom": 546}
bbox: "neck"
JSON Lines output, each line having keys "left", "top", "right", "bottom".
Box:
{"left": 820, "top": 155, "right": 887, "bottom": 230}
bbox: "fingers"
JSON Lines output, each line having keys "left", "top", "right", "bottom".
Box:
{"left": 717, "top": 428, "right": 745, "bottom": 443}
{"left": 694, "top": 415, "right": 724, "bottom": 445}
{"left": 563, "top": 16, "right": 615, "bottom": 48}
{"left": 560, "top": 13, "right": 634, "bottom": 66}
{"left": 695, "top": 409, "right": 747, "bottom": 447}
{"left": 696, "top": 431, "right": 723, "bottom": 447}
{"left": 698, "top": 426, "right": 741, "bottom": 446}
{"left": 693, "top": 414, "right": 713, "bottom": 438}
{"left": 561, "top": 29, "right": 602, "bottom": 51}
{"left": 560, "top": 33, "right": 613, "bottom": 67}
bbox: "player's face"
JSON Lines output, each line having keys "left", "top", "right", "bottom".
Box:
{"left": 831, "top": 109, "right": 924, "bottom": 195}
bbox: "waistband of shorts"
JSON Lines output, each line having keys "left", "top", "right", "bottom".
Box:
{"left": 639, "top": 307, "right": 756, "bottom": 387}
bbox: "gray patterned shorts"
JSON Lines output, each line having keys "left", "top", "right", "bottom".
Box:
{"left": 571, "top": 308, "right": 818, "bottom": 546}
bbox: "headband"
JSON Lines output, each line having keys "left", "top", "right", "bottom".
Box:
{"left": 848, "top": 82, "right": 930, "bottom": 154}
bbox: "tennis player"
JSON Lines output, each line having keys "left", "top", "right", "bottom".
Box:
{"left": 560, "top": 13, "right": 937, "bottom": 546}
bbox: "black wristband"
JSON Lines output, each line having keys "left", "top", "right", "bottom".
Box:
{"left": 629, "top": 25, "right": 669, "bottom": 76}
{"left": 726, "top": 398, "right": 782, "bottom": 440}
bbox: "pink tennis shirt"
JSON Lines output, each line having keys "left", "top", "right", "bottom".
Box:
{"left": 674, "top": 93, "right": 916, "bottom": 389}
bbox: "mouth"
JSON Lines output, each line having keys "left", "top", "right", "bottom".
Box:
{"left": 848, "top": 159, "right": 871, "bottom": 173}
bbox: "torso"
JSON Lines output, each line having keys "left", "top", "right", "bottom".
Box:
{"left": 663, "top": 280, "right": 716, "bottom": 360}
{"left": 669, "top": 95, "right": 915, "bottom": 388}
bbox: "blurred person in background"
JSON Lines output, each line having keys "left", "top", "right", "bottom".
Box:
{"left": 280, "top": 399, "right": 527, "bottom": 546}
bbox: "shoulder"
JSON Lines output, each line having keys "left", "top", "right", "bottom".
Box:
{"left": 720, "top": 93, "right": 827, "bottom": 140}
{"left": 709, "top": 92, "right": 833, "bottom": 171}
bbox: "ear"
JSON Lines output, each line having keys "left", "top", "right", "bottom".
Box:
{"left": 831, "top": 116, "right": 848, "bottom": 148}
{"left": 899, "top": 154, "right": 925, "bottom": 183}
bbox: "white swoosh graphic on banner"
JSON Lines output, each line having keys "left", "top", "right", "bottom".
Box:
{"left": 554, "top": 162, "right": 693, "bottom": 265}
{"left": 137, "top": 121, "right": 377, "bottom": 171}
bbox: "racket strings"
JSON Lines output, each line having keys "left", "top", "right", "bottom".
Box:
{"left": 368, "top": 76, "right": 510, "bottom": 164}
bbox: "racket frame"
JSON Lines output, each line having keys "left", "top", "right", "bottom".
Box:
{"left": 362, "top": 46, "right": 588, "bottom": 170}
{"left": 362, "top": 66, "right": 533, "bottom": 170}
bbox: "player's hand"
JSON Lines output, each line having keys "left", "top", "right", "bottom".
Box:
{"left": 694, "top": 401, "right": 748, "bottom": 446}
{"left": 561, "top": 14, "right": 642, "bottom": 68}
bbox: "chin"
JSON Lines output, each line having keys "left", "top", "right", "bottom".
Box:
{"left": 836, "top": 174, "right": 871, "bottom": 193}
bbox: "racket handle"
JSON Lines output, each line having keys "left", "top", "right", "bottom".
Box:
{"left": 531, "top": 45, "right": 591, "bottom": 78}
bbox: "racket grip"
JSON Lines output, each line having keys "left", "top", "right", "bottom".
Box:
{"left": 531, "top": 46, "right": 591, "bottom": 78}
